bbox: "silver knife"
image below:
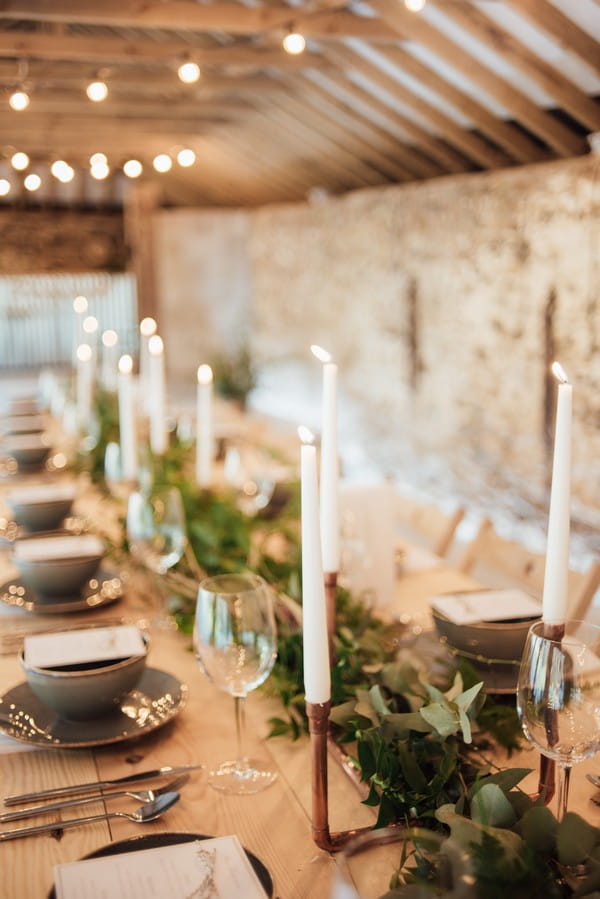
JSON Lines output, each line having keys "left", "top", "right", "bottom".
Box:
{"left": 3, "top": 764, "right": 203, "bottom": 806}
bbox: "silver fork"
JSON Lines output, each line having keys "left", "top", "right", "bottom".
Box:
{"left": 0, "top": 773, "right": 189, "bottom": 822}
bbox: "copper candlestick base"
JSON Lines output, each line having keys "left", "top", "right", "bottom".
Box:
{"left": 324, "top": 571, "right": 337, "bottom": 663}
{"left": 306, "top": 700, "right": 371, "bottom": 852}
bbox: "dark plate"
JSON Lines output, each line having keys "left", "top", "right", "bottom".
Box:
{"left": 0, "top": 565, "right": 123, "bottom": 614}
{"left": 0, "top": 667, "right": 187, "bottom": 748}
{"left": 47, "top": 832, "right": 273, "bottom": 898}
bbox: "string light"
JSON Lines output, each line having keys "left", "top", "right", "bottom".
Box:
{"left": 82, "top": 315, "right": 99, "bottom": 336}
{"left": 73, "top": 296, "right": 88, "bottom": 314}
{"left": 50, "top": 160, "right": 75, "bottom": 183}
{"left": 177, "top": 61, "right": 201, "bottom": 84}
{"left": 90, "top": 152, "right": 107, "bottom": 166}
{"left": 123, "top": 159, "right": 143, "bottom": 178}
{"left": 90, "top": 161, "right": 110, "bottom": 180}
{"left": 0, "top": 179, "right": 11, "bottom": 196}
{"left": 11, "top": 151, "right": 29, "bottom": 170}
{"left": 140, "top": 317, "right": 157, "bottom": 337}
{"left": 9, "top": 89, "right": 29, "bottom": 111}
{"left": 24, "top": 173, "right": 41, "bottom": 191}
{"left": 153, "top": 153, "right": 172, "bottom": 173}
{"left": 283, "top": 32, "right": 306, "bottom": 55}
{"left": 404, "top": 0, "right": 426, "bottom": 10}
{"left": 86, "top": 80, "right": 108, "bottom": 102}
{"left": 177, "top": 148, "right": 196, "bottom": 167}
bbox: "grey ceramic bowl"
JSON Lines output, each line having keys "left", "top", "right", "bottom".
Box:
{"left": 7, "top": 497, "right": 74, "bottom": 533}
{"left": 19, "top": 634, "right": 148, "bottom": 721}
{"left": 13, "top": 539, "right": 103, "bottom": 597}
{"left": 431, "top": 606, "right": 539, "bottom": 662}
{"left": 2, "top": 435, "right": 50, "bottom": 469}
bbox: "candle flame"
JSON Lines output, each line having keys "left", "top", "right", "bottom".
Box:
{"left": 73, "top": 295, "right": 88, "bottom": 314}
{"left": 119, "top": 354, "right": 133, "bottom": 374}
{"left": 82, "top": 315, "right": 98, "bottom": 334}
{"left": 311, "top": 344, "right": 332, "bottom": 364}
{"left": 148, "top": 335, "right": 163, "bottom": 355}
{"left": 197, "top": 363, "right": 213, "bottom": 385}
{"left": 551, "top": 361, "right": 569, "bottom": 384}
{"left": 102, "top": 329, "right": 118, "bottom": 347}
{"left": 76, "top": 343, "right": 92, "bottom": 363}
{"left": 140, "top": 317, "right": 157, "bottom": 337}
{"left": 298, "top": 425, "right": 315, "bottom": 445}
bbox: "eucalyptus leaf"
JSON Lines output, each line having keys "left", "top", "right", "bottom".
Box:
{"left": 469, "top": 769, "right": 532, "bottom": 800}
{"left": 329, "top": 700, "right": 357, "bottom": 727}
{"left": 519, "top": 806, "right": 557, "bottom": 853}
{"left": 557, "top": 812, "right": 598, "bottom": 866}
{"left": 471, "top": 783, "right": 516, "bottom": 828}
{"left": 369, "top": 684, "right": 391, "bottom": 718}
{"left": 420, "top": 702, "right": 459, "bottom": 738}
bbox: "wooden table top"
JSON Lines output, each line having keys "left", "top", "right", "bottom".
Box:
{"left": 0, "top": 474, "right": 598, "bottom": 899}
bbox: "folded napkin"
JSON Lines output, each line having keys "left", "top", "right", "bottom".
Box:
{"left": 7, "top": 484, "right": 76, "bottom": 505}
{"left": 13, "top": 534, "right": 104, "bottom": 562}
{"left": 431, "top": 589, "right": 542, "bottom": 626}
{"left": 54, "top": 835, "right": 269, "bottom": 899}
{"left": 24, "top": 626, "right": 146, "bottom": 669}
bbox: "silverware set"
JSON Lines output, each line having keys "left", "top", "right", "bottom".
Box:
{"left": 0, "top": 764, "right": 202, "bottom": 840}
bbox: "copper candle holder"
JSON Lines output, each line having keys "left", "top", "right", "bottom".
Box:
{"left": 324, "top": 571, "right": 337, "bottom": 662}
{"left": 306, "top": 700, "right": 371, "bottom": 852}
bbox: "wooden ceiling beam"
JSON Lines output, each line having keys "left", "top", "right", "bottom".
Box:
{"left": 322, "top": 45, "right": 472, "bottom": 175}
{"left": 325, "top": 44, "right": 511, "bottom": 169}
{"left": 0, "top": 31, "right": 328, "bottom": 69}
{"left": 374, "top": 44, "right": 547, "bottom": 165}
{"left": 435, "top": 1, "right": 600, "bottom": 133}
{"left": 503, "top": 0, "right": 600, "bottom": 77}
{"left": 298, "top": 72, "right": 443, "bottom": 180}
{"left": 0, "top": 1, "right": 396, "bottom": 41}
{"left": 369, "top": 0, "right": 589, "bottom": 157}
{"left": 7, "top": 93, "right": 248, "bottom": 121}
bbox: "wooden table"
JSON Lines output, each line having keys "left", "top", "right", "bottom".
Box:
{"left": 0, "top": 476, "right": 598, "bottom": 899}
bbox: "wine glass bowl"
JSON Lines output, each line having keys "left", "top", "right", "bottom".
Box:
{"left": 223, "top": 443, "right": 276, "bottom": 516}
{"left": 194, "top": 572, "right": 278, "bottom": 795}
{"left": 517, "top": 619, "right": 600, "bottom": 818}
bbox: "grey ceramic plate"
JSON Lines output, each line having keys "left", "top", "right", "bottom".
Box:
{"left": 0, "top": 668, "right": 187, "bottom": 748}
{"left": 0, "top": 566, "right": 123, "bottom": 614}
{"left": 47, "top": 833, "right": 273, "bottom": 899}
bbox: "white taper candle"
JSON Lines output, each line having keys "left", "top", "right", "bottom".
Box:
{"left": 196, "top": 364, "right": 213, "bottom": 488}
{"left": 118, "top": 354, "right": 137, "bottom": 480}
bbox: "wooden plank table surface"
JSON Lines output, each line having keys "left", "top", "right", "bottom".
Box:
{"left": 0, "top": 467, "right": 598, "bottom": 898}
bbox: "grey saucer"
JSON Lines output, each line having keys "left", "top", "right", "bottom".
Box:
{"left": 0, "top": 668, "right": 187, "bottom": 748}
{"left": 0, "top": 566, "right": 124, "bottom": 614}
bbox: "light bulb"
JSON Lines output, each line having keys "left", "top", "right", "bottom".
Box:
{"left": 73, "top": 296, "right": 88, "bottom": 314}
{"left": 148, "top": 334, "right": 163, "bottom": 355}
{"left": 177, "top": 61, "right": 200, "bottom": 84}
{"left": 9, "top": 90, "right": 29, "bottom": 111}
{"left": 153, "top": 153, "right": 172, "bottom": 173}
{"left": 76, "top": 343, "right": 92, "bottom": 363}
{"left": 283, "top": 33, "right": 306, "bottom": 55}
{"left": 140, "top": 317, "right": 157, "bottom": 337}
{"left": 123, "top": 159, "right": 142, "bottom": 178}
{"left": 177, "top": 148, "right": 196, "bottom": 167}
{"left": 86, "top": 80, "right": 108, "bottom": 102}
{"left": 11, "top": 151, "right": 29, "bottom": 171}
{"left": 90, "top": 152, "right": 107, "bottom": 166}
{"left": 119, "top": 354, "right": 133, "bottom": 375}
{"left": 83, "top": 315, "right": 98, "bottom": 335}
{"left": 405, "top": 0, "right": 426, "bottom": 10}
{"left": 24, "top": 173, "right": 41, "bottom": 191}
{"left": 51, "top": 160, "right": 74, "bottom": 183}
{"left": 90, "top": 162, "right": 110, "bottom": 180}
{"left": 0, "top": 179, "right": 11, "bottom": 197}
{"left": 102, "top": 329, "right": 118, "bottom": 347}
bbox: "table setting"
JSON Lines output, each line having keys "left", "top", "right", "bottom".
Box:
{"left": 0, "top": 334, "right": 597, "bottom": 899}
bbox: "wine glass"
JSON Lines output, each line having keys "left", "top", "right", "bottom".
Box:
{"left": 223, "top": 443, "right": 276, "bottom": 516}
{"left": 126, "top": 486, "right": 186, "bottom": 627}
{"left": 517, "top": 619, "right": 600, "bottom": 820}
{"left": 194, "top": 572, "right": 278, "bottom": 794}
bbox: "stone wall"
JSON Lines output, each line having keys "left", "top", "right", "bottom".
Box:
{"left": 247, "top": 155, "right": 600, "bottom": 525}
{"left": 0, "top": 208, "right": 127, "bottom": 273}
{"left": 153, "top": 155, "right": 600, "bottom": 538}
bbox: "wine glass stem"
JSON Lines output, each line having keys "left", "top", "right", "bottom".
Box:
{"left": 556, "top": 764, "right": 571, "bottom": 821}
{"left": 234, "top": 695, "right": 249, "bottom": 773}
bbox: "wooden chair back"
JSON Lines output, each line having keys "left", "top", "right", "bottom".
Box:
{"left": 395, "top": 494, "right": 465, "bottom": 558}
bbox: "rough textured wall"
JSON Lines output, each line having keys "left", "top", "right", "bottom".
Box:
{"left": 0, "top": 209, "right": 127, "bottom": 272}
{"left": 248, "top": 156, "right": 600, "bottom": 521}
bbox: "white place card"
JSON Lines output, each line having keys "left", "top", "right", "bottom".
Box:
{"left": 24, "top": 626, "right": 146, "bottom": 669}
{"left": 431, "top": 589, "right": 542, "bottom": 626}
{"left": 54, "top": 835, "right": 269, "bottom": 899}
{"left": 13, "top": 534, "right": 104, "bottom": 562}
{"left": 7, "top": 484, "right": 76, "bottom": 505}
